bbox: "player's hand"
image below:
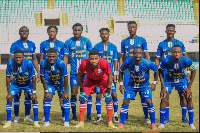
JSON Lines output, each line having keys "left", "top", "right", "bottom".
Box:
{"left": 184, "top": 87, "right": 192, "bottom": 99}
{"left": 150, "top": 84, "right": 156, "bottom": 91}
{"left": 119, "top": 85, "right": 125, "bottom": 94}
{"left": 160, "top": 87, "right": 167, "bottom": 99}
{"left": 36, "top": 73, "right": 40, "bottom": 83}
{"left": 6, "top": 94, "right": 13, "bottom": 103}
{"left": 79, "top": 92, "right": 87, "bottom": 103}
{"left": 103, "top": 92, "right": 112, "bottom": 104}
{"left": 45, "top": 92, "right": 50, "bottom": 98}
{"left": 113, "top": 75, "right": 117, "bottom": 83}
{"left": 186, "top": 73, "right": 190, "bottom": 82}
{"left": 31, "top": 93, "right": 37, "bottom": 103}
{"left": 63, "top": 92, "right": 69, "bottom": 101}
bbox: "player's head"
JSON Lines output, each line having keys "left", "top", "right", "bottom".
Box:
{"left": 127, "top": 21, "right": 137, "bottom": 36}
{"left": 19, "top": 26, "right": 29, "bottom": 39}
{"left": 47, "top": 48, "right": 57, "bottom": 64}
{"left": 172, "top": 45, "right": 182, "bottom": 62}
{"left": 99, "top": 28, "right": 110, "bottom": 42}
{"left": 14, "top": 49, "right": 24, "bottom": 65}
{"left": 47, "top": 25, "right": 58, "bottom": 40}
{"left": 166, "top": 24, "right": 176, "bottom": 39}
{"left": 89, "top": 50, "right": 100, "bottom": 69}
{"left": 72, "top": 23, "right": 83, "bottom": 39}
{"left": 133, "top": 47, "right": 143, "bottom": 62}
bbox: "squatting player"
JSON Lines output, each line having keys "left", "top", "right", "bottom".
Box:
{"left": 74, "top": 50, "right": 116, "bottom": 128}
{"left": 9, "top": 26, "right": 40, "bottom": 123}
{"left": 155, "top": 24, "right": 190, "bottom": 124}
{"left": 3, "top": 49, "right": 40, "bottom": 128}
{"left": 119, "top": 21, "right": 151, "bottom": 123}
{"left": 63, "top": 23, "right": 93, "bottom": 122}
{"left": 158, "top": 45, "right": 196, "bottom": 129}
{"left": 40, "top": 25, "right": 67, "bottom": 122}
{"left": 117, "top": 47, "right": 158, "bottom": 130}
{"left": 40, "top": 48, "right": 70, "bottom": 127}
{"left": 93, "top": 28, "right": 119, "bottom": 122}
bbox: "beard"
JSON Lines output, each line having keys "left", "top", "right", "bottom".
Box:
{"left": 90, "top": 63, "right": 99, "bottom": 69}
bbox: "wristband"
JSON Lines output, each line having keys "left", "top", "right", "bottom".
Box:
{"left": 45, "top": 90, "right": 48, "bottom": 92}
{"left": 106, "top": 88, "right": 111, "bottom": 93}
{"left": 33, "top": 90, "right": 36, "bottom": 94}
{"left": 80, "top": 88, "right": 84, "bottom": 92}
{"left": 186, "top": 71, "right": 191, "bottom": 74}
{"left": 120, "top": 82, "right": 123, "bottom": 85}
{"left": 114, "top": 71, "right": 118, "bottom": 76}
{"left": 152, "top": 81, "right": 157, "bottom": 84}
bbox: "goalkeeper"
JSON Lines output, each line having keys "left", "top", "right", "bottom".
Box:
{"left": 74, "top": 50, "right": 116, "bottom": 129}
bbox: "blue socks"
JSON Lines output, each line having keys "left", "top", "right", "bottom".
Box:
{"left": 24, "top": 97, "right": 31, "bottom": 116}
{"left": 181, "top": 105, "right": 187, "bottom": 119}
{"left": 120, "top": 104, "right": 129, "bottom": 125}
{"left": 70, "top": 97, "right": 77, "bottom": 117}
{"left": 87, "top": 95, "right": 92, "bottom": 116}
{"left": 113, "top": 97, "right": 118, "bottom": 115}
{"left": 141, "top": 99, "right": 149, "bottom": 119}
{"left": 44, "top": 98, "right": 52, "bottom": 122}
{"left": 165, "top": 106, "right": 169, "bottom": 119}
{"left": 61, "top": 104, "right": 64, "bottom": 117}
{"left": 148, "top": 103, "right": 155, "bottom": 124}
{"left": 63, "top": 99, "right": 70, "bottom": 122}
{"left": 160, "top": 108, "right": 166, "bottom": 124}
{"left": 188, "top": 108, "right": 194, "bottom": 124}
{"left": 32, "top": 101, "right": 38, "bottom": 121}
{"left": 96, "top": 98, "right": 101, "bottom": 115}
{"left": 6, "top": 102, "right": 12, "bottom": 121}
{"left": 14, "top": 98, "right": 20, "bottom": 117}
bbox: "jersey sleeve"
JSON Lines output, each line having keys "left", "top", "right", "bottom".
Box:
{"left": 64, "top": 40, "right": 69, "bottom": 54}
{"left": 185, "top": 57, "right": 195, "bottom": 71}
{"left": 181, "top": 42, "right": 186, "bottom": 53}
{"left": 92, "top": 44, "right": 98, "bottom": 51}
{"left": 59, "top": 60, "right": 68, "bottom": 76}
{"left": 10, "top": 43, "right": 15, "bottom": 55}
{"left": 113, "top": 46, "right": 118, "bottom": 60}
{"left": 121, "top": 40, "right": 125, "bottom": 54}
{"left": 148, "top": 61, "right": 158, "bottom": 71}
{"left": 120, "top": 59, "right": 129, "bottom": 72}
{"left": 28, "top": 61, "right": 35, "bottom": 76}
{"left": 159, "top": 58, "right": 168, "bottom": 70}
{"left": 6, "top": 60, "right": 12, "bottom": 76}
{"left": 86, "top": 38, "right": 93, "bottom": 51}
{"left": 40, "top": 42, "right": 44, "bottom": 54}
{"left": 40, "top": 60, "right": 45, "bottom": 76}
{"left": 60, "top": 42, "right": 65, "bottom": 56}
{"left": 78, "top": 60, "right": 86, "bottom": 73}
{"left": 156, "top": 43, "right": 162, "bottom": 57}
{"left": 142, "top": 38, "right": 148, "bottom": 51}
{"left": 32, "top": 43, "right": 36, "bottom": 54}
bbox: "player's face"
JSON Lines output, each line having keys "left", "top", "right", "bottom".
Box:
{"left": 73, "top": 26, "right": 82, "bottom": 39}
{"left": 100, "top": 30, "right": 109, "bottom": 42}
{"left": 89, "top": 55, "right": 100, "bottom": 69}
{"left": 47, "top": 53, "right": 57, "bottom": 64}
{"left": 14, "top": 53, "right": 24, "bottom": 65}
{"left": 128, "top": 23, "right": 137, "bottom": 36}
{"left": 166, "top": 27, "right": 176, "bottom": 39}
{"left": 133, "top": 48, "right": 143, "bottom": 61}
{"left": 172, "top": 47, "right": 182, "bottom": 62}
{"left": 19, "top": 27, "right": 29, "bottom": 39}
{"left": 48, "top": 28, "right": 57, "bottom": 39}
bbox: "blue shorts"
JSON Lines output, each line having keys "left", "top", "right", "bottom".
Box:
{"left": 124, "top": 86, "right": 152, "bottom": 100}
{"left": 164, "top": 79, "right": 189, "bottom": 93}
{"left": 70, "top": 74, "right": 86, "bottom": 87}
{"left": 95, "top": 82, "right": 116, "bottom": 94}
{"left": 47, "top": 84, "right": 69, "bottom": 95}
{"left": 10, "top": 83, "right": 33, "bottom": 97}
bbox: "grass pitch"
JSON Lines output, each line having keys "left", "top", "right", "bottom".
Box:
{"left": 0, "top": 69, "right": 199, "bottom": 132}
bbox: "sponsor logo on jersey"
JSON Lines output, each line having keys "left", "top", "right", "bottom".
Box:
{"left": 97, "top": 69, "right": 102, "bottom": 73}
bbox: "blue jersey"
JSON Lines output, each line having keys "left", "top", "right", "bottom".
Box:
{"left": 156, "top": 38, "right": 186, "bottom": 60}
{"left": 6, "top": 59, "right": 35, "bottom": 86}
{"left": 40, "top": 39, "right": 64, "bottom": 59}
{"left": 40, "top": 58, "right": 68, "bottom": 86}
{"left": 64, "top": 36, "right": 92, "bottom": 74}
{"left": 10, "top": 39, "right": 36, "bottom": 60}
{"left": 160, "top": 55, "right": 195, "bottom": 82}
{"left": 121, "top": 36, "right": 148, "bottom": 76}
{"left": 93, "top": 42, "right": 118, "bottom": 75}
{"left": 120, "top": 57, "right": 158, "bottom": 87}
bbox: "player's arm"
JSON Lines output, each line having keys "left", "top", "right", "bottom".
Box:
{"left": 32, "top": 54, "right": 40, "bottom": 82}
{"left": 142, "top": 38, "right": 150, "bottom": 60}
{"left": 78, "top": 72, "right": 84, "bottom": 90}
{"left": 63, "top": 41, "right": 69, "bottom": 68}
{"left": 158, "top": 60, "right": 167, "bottom": 99}
{"left": 144, "top": 51, "right": 150, "bottom": 60}
{"left": 40, "top": 61, "right": 48, "bottom": 97}
{"left": 113, "top": 47, "right": 118, "bottom": 82}
{"left": 149, "top": 62, "right": 159, "bottom": 91}
{"left": 9, "top": 55, "right": 14, "bottom": 60}
{"left": 118, "top": 60, "right": 128, "bottom": 94}
{"left": 107, "top": 72, "right": 112, "bottom": 89}
{"left": 63, "top": 54, "right": 69, "bottom": 68}
{"left": 40, "top": 54, "right": 44, "bottom": 63}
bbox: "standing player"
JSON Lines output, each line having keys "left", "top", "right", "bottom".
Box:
{"left": 3, "top": 49, "right": 40, "bottom": 128}
{"left": 117, "top": 47, "right": 158, "bottom": 130}
{"left": 40, "top": 25, "right": 66, "bottom": 122}
{"left": 63, "top": 23, "right": 93, "bottom": 122}
{"left": 155, "top": 24, "right": 189, "bottom": 124}
{"left": 93, "top": 28, "right": 119, "bottom": 122}
{"left": 9, "top": 26, "right": 40, "bottom": 123}
{"left": 119, "top": 21, "right": 151, "bottom": 123}
{"left": 40, "top": 48, "right": 70, "bottom": 127}
{"left": 74, "top": 50, "right": 116, "bottom": 128}
{"left": 158, "top": 45, "right": 196, "bottom": 129}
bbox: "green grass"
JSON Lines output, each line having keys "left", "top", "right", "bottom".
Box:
{"left": 0, "top": 70, "right": 199, "bottom": 132}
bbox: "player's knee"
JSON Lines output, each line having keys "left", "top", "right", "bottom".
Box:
{"left": 145, "top": 99, "right": 152, "bottom": 106}
{"left": 71, "top": 92, "right": 77, "bottom": 98}
{"left": 123, "top": 100, "right": 130, "bottom": 105}
{"left": 111, "top": 92, "right": 117, "bottom": 99}
{"left": 96, "top": 93, "right": 102, "bottom": 99}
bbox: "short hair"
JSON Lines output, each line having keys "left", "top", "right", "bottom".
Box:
{"left": 19, "top": 26, "right": 29, "bottom": 33}
{"left": 127, "top": 21, "right": 137, "bottom": 27}
{"left": 166, "top": 24, "right": 175, "bottom": 29}
{"left": 72, "top": 23, "right": 83, "bottom": 30}
{"left": 89, "top": 50, "right": 99, "bottom": 56}
{"left": 47, "top": 25, "right": 58, "bottom": 33}
{"left": 47, "top": 48, "right": 57, "bottom": 54}
{"left": 14, "top": 49, "right": 23, "bottom": 55}
{"left": 172, "top": 44, "right": 182, "bottom": 50}
{"left": 134, "top": 46, "right": 143, "bottom": 52}
{"left": 99, "top": 28, "right": 110, "bottom": 33}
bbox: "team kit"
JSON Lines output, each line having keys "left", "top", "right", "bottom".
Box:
{"left": 3, "top": 21, "right": 196, "bottom": 130}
